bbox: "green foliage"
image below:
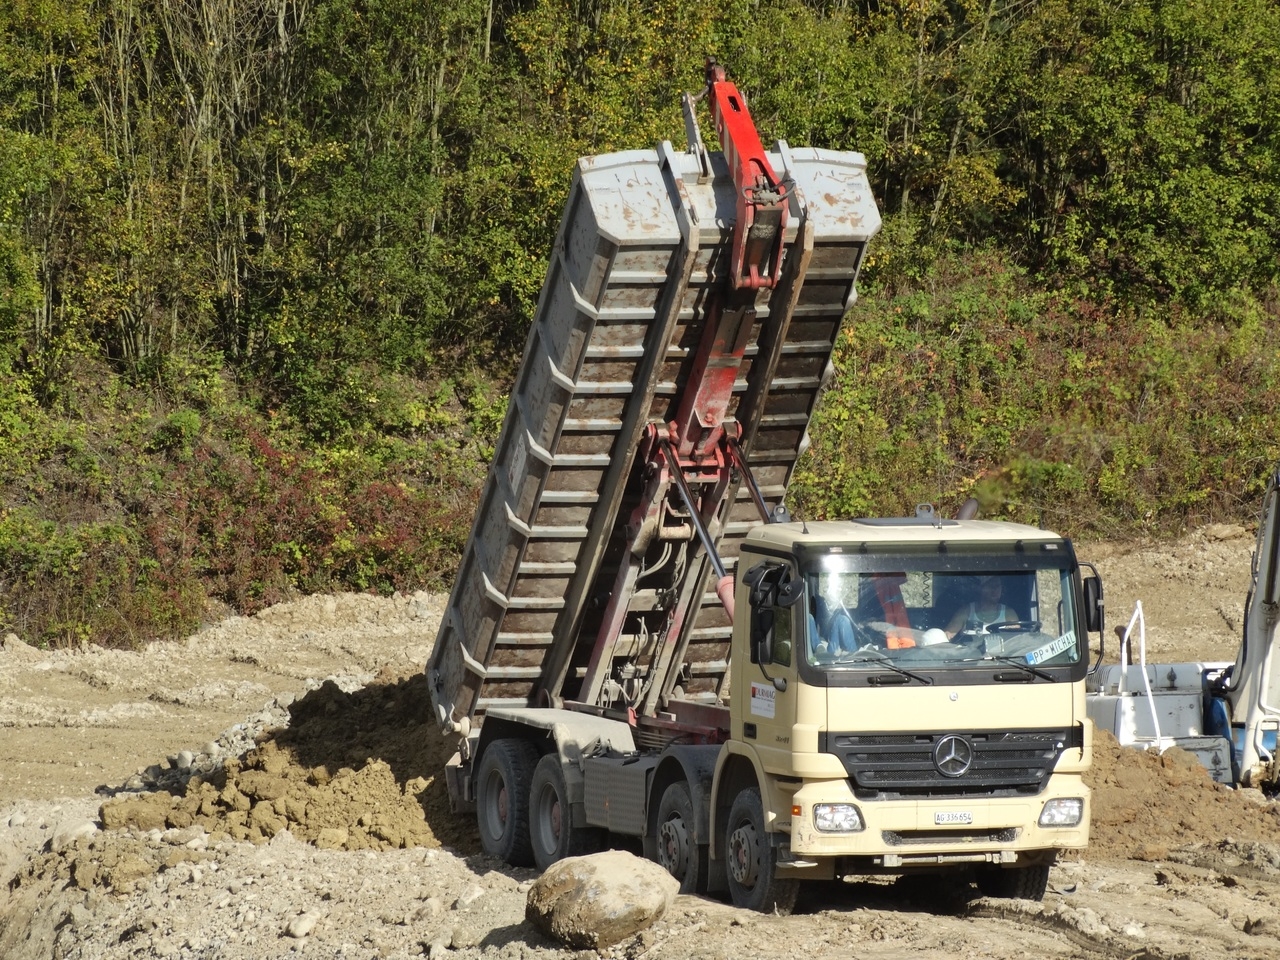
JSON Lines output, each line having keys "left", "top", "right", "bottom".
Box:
{"left": 0, "top": 508, "right": 201, "bottom": 648}
{"left": 0, "top": 353, "right": 485, "bottom": 645}
{"left": 147, "top": 409, "right": 202, "bottom": 457}
{"left": 2, "top": 0, "right": 1280, "bottom": 647}
{"left": 794, "top": 249, "right": 1280, "bottom": 536}
{"left": 151, "top": 419, "right": 474, "bottom": 609}
{"left": 1005, "top": 0, "right": 1280, "bottom": 303}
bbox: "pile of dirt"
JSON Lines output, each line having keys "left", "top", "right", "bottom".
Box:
{"left": 1084, "top": 728, "right": 1280, "bottom": 860}
{"left": 100, "top": 667, "right": 1280, "bottom": 870}
{"left": 99, "top": 665, "right": 480, "bottom": 855}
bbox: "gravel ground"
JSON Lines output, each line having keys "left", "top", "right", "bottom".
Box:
{"left": 5, "top": 528, "right": 1280, "bottom": 960}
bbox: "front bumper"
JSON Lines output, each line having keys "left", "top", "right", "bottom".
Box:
{"left": 785, "top": 773, "right": 1089, "bottom": 865}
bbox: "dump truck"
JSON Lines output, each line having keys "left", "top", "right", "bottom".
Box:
{"left": 426, "top": 63, "right": 1105, "bottom": 912}
{"left": 1087, "top": 463, "right": 1280, "bottom": 789}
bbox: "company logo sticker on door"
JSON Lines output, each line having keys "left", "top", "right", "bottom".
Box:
{"left": 750, "top": 681, "right": 776, "bottom": 719}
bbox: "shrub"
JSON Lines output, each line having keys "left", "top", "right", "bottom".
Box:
{"left": 792, "top": 250, "right": 1280, "bottom": 539}
{"left": 0, "top": 510, "right": 203, "bottom": 648}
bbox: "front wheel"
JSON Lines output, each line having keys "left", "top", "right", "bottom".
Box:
{"left": 529, "top": 753, "right": 603, "bottom": 871}
{"left": 724, "top": 787, "right": 799, "bottom": 914}
{"left": 654, "top": 781, "right": 706, "bottom": 893}
{"left": 476, "top": 739, "right": 539, "bottom": 867}
{"left": 976, "top": 862, "right": 1051, "bottom": 900}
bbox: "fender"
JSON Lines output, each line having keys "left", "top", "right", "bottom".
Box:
{"left": 475, "top": 707, "right": 636, "bottom": 818}
{"left": 645, "top": 745, "right": 721, "bottom": 859}
{"left": 709, "top": 740, "right": 775, "bottom": 860}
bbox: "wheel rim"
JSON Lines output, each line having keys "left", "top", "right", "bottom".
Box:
{"left": 728, "top": 820, "right": 760, "bottom": 888}
{"left": 533, "top": 781, "right": 562, "bottom": 855}
{"left": 481, "top": 768, "right": 508, "bottom": 843}
{"left": 657, "top": 814, "right": 690, "bottom": 878}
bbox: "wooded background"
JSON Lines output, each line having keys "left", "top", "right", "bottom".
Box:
{"left": 2, "top": 0, "right": 1278, "bottom": 646}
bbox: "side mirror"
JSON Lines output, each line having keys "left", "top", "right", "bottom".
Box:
{"left": 752, "top": 608, "right": 775, "bottom": 664}
{"left": 743, "top": 561, "right": 801, "bottom": 663}
{"left": 1083, "top": 574, "right": 1103, "bottom": 634}
{"left": 777, "top": 576, "right": 804, "bottom": 607}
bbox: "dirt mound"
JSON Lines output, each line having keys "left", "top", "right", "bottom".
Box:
{"left": 101, "top": 672, "right": 1280, "bottom": 869}
{"left": 99, "top": 665, "right": 480, "bottom": 855}
{"left": 1084, "top": 728, "right": 1280, "bottom": 860}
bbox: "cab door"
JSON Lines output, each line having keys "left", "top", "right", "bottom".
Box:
{"left": 739, "top": 556, "right": 802, "bottom": 772}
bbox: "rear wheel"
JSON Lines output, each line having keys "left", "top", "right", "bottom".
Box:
{"left": 724, "top": 787, "right": 799, "bottom": 914}
{"left": 475, "top": 739, "right": 539, "bottom": 867}
{"left": 976, "top": 862, "right": 1051, "bottom": 900}
{"left": 654, "top": 781, "right": 706, "bottom": 893}
{"left": 529, "top": 753, "right": 602, "bottom": 870}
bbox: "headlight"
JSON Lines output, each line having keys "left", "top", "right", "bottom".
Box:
{"left": 813, "top": 803, "right": 864, "bottom": 832}
{"left": 1039, "top": 798, "right": 1084, "bottom": 827}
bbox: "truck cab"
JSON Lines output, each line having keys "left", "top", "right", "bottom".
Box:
{"left": 718, "top": 517, "right": 1094, "bottom": 908}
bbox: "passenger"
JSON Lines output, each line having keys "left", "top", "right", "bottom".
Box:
{"left": 946, "top": 575, "right": 1019, "bottom": 639}
{"left": 871, "top": 573, "right": 915, "bottom": 649}
{"left": 809, "top": 600, "right": 857, "bottom": 661}
{"left": 826, "top": 609, "right": 856, "bottom": 657}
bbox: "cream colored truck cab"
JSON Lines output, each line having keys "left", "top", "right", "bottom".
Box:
{"left": 714, "top": 513, "right": 1097, "bottom": 909}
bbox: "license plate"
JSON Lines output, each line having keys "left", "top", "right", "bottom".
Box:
{"left": 935, "top": 811, "right": 973, "bottom": 825}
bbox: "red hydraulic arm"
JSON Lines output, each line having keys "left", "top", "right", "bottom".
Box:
{"left": 703, "top": 61, "right": 792, "bottom": 291}
{"left": 575, "top": 63, "right": 793, "bottom": 717}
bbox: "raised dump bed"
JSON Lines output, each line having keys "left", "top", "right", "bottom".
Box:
{"left": 427, "top": 138, "right": 880, "bottom": 734}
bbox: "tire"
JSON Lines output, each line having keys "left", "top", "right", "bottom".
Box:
{"left": 723, "top": 787, "right": 799, "bottom": 914}
{"left": 976, "top": 862, "right": 1051, "bottom": 901}
{"left": 529, "top": 753, "right": 603, "bottom": 871}
{"left": 654, "top": 781, "right": 707, "bottom": 893}
{"left": 475, "top": 738, "right": 539, "bottom": 867}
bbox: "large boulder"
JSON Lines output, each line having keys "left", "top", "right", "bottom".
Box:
{"left": 525, "top": 851, "right": 679, "bottom": 949}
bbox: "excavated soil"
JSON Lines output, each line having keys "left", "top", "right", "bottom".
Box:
{"left": 91, "top": 668, "right": 478, "bottom": 857}
{"left": 5, "top": 525, "right": 1280, "bottom": 960}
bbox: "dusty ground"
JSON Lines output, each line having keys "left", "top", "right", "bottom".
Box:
{"left": 3, "top": 525, "right": 1280, "bottom": 960}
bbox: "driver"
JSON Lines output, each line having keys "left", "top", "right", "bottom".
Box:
{"left": 945, "top": 575, "right": 1019, "bottom": 639}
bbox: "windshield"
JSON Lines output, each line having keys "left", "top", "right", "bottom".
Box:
{"left": 800, "top": 548, "right": 1081, "bottom": 674}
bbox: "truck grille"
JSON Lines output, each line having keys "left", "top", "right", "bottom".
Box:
{"left": 820, "top": 728, "right": 1079, "bottom": 798}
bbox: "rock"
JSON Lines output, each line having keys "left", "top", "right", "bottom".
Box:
{"left": 286, "top": 910, "right": 323, "bottom": 938}
{"left": 452, "top": 884, "right": 486, "bottom": 909}
{"left": 162, "top": 825, "right": 207, "bottom": 846}
{"left": 100, "top": 796, "right": 170, "bottom": 833}
{"left": 416, "top": 897, "right": 445, "bottom": 921}
{"left": 1204, "top": 523, "right": 1247, "bottom": 542}
{"left": 1, "top": 632, "right": 42, "bottom": 660}
{"left": 51, "top": 818, "right": 99, "bottom": 852}
{"left": 103, "top": 854, "right": 157, "bottom": 893}
{"left": 525, "top": 851, "right": 679, "bottom": 950}
{"left": 450, "top": 922, "right": 483, "bottom": 949}
{"left": 315, "top": 827, "right": 349, "bottom": 850}
{"left": 68, "top": 901, "right": 95, "bottom": 931}
{"left": 1245, "top": 916, "right": 1275, "bottom": 935}
{"left": 1065, "top": 906, "right": 1111, "bottom": 939}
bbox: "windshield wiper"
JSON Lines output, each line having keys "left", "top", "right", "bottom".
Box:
{"left": 986, "top": 655, "right": 1056, "bottom": 682}
{"left": 847, "top": 653, "right": 933, "bottom": 685}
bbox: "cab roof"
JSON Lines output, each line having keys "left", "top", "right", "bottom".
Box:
{"left": 744, "top": 518, "right": 1065, "bottom": 552}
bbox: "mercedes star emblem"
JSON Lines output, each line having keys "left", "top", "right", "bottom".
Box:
{"left": 934, "top": 734, "right": 974, "bottom": 777}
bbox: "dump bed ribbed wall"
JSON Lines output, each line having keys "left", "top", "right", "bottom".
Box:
{"left": 427, "top": 141, "right": 880, "bottom": 731}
